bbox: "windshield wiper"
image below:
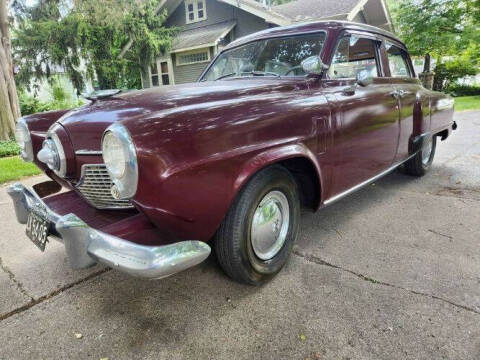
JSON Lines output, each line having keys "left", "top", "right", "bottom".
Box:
{"left": 243, "top": 71, "right": 281, "bottom": 78}
{"left": 215, "top": 72, "right": 236, "bottom": 81}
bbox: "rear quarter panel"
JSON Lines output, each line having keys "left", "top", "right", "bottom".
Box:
{"left": 429, "top": 91, "right": 455, "bottom": 134}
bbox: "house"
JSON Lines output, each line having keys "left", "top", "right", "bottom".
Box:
{"left": 141, "top": 0, "right": 393, "bottom": 88}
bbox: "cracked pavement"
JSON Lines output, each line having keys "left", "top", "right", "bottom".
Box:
{"left": 0, "top": 111, "right": 479, "bottom": 359}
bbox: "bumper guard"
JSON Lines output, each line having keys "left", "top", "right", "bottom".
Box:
{"left": 7, "top": 183, "right": 211, "bottom": 279}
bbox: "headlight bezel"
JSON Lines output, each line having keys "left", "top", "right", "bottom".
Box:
{"left": 15, "top": 118, "right": 34, "bottom": 162}
{"left": 38, "top": 131, "right": 67, "bottom": 178}
{"left": 101, "top": 123, "right": 138, "bottom": 200}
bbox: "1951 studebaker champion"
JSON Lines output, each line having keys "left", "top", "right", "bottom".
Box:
{"left": 9, "top": 21, "right": 455, "bottom": 285}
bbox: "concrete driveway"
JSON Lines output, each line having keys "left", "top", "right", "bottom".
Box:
{"left": 0, "top": 111, "right": 479, "bottom": 360}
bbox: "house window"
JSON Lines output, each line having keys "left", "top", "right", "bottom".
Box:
{"left": 150, "top": 60, "right": 172, "bottom": 86}
{"left": 177, "top": 49, "right": 210, "bottom": 66}
{"left": 150, "top": 63, "right": 159, "bottom": 86}
{"left": 185, "top": 0, "right": 206, "bottom": 24}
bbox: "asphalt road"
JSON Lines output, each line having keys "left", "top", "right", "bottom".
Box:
{"left": 0, "top": 111, "right": 479, "bottom": 360}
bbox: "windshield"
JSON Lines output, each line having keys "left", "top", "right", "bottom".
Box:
{"left": 201, "top": 32, "right": 326, "bottom": 81}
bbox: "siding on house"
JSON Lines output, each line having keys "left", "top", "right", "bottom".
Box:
{"left": 153, "top": 0, "right": 272, "bottom": 86}
{"left": 171, "top": 48, "right": 214, "bottom": 83}
{"left": 232, "top": 7, "right": 271, "bottom": 38}
{"left": 165, "top": 0, "right": 234, "bottom": 30}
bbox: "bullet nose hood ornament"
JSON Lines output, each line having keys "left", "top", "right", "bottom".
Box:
{"left": 84, "top": 89, "right": 122, "bottom": 101}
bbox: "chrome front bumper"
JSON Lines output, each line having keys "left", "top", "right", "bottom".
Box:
{"left": 7, "top": 183, "right": 211, "bottom": 279}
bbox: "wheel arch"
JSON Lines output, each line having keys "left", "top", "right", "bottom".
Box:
{"left": 233, "top": 144, "right": 323, "bottom": 211}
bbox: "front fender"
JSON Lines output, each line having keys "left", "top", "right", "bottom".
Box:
{"left": 233, "top": 143, "right": 323, "bottom": 205}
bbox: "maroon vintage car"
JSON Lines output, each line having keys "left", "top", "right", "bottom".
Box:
{"left": 10, "top": 21, "right": 455, "bottom": 285}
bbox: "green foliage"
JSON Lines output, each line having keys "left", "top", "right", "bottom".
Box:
{"left": 19, "top": 92, "right": 51, "bottom": 115}
{"left": 0, "top": 140, "right": 21, "bottom": 158}
{"left": 391, "top": 0, "right": 479, "bottom": 91}
{"left": 446, "top": 84, "right": 480, "bottom": 97}
{"left": 0, "top": 156, "right": 41, "bottom": 184}
{"left": 19, "top": 78, "right": 83, "bottom": 115}
{"left": 433, "top": 54, "right": 479, "bottom": 91}
{"left": 391, "top": 0, "right": 471, "bottom": 58}
{"left": 12, "top": 0, "right": 176, "bottom": 93}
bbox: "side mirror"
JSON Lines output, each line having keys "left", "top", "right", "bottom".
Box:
{"left": 301, "top": 56, "right": 329, "bottom": 76}
{"left": 356, "top": 70, "right": 373, "bottom": 87}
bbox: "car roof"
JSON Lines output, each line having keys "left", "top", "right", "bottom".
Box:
{"left": 224, "top": 20, "right": 405, "bottom": 51}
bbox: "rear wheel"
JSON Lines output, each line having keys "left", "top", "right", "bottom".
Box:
{"left": 214, "top": 166, "right": 300, "bottom": 285}
{"left": 405, "top": 135, "right": 437, "bottom": 176}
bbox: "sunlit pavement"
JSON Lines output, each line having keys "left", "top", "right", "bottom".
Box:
{"left": 1, "top": 111, "right": 479, "bottom": 360}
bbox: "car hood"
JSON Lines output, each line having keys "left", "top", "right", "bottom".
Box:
{"left": 58, "top": 79, "right": 303, "bottom": 151}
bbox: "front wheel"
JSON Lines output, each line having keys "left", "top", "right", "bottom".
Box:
{"left": 214, "top": 166, "right": 300, "bottom": 285}
{"left": 405, "top": 135, "right": 437, "bottom": 176}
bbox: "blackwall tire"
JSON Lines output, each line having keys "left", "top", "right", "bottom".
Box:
{"left": 405, "top": 135, "right": 437, "bottom": 177}
{"left": 214, "top": 165, "right": 301, "bottom": 285}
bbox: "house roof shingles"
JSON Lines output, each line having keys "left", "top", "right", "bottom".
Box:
{"left": 273, "top": 0, "right": 359, "bottom": 22}
{"left": 172, "top": 20, "right": 237, "bottom": 51}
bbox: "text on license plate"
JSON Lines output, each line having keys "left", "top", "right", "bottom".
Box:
{"left": 26, "top": 211, "right": 50, "bottom": 251}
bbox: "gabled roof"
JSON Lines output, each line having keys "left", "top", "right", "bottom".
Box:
{"left": 217, "top": 0, "right": 291, "bottom": 25}
{"left": 273, "top": 0, "right": 358, "bottom": 22}
{"left": 217, "top": 0, "right": 392, "bottom": 31}
{"left": 119, "top": 0, "right": 393, "bottom": 57}
{"left": 171, "top": 20, "right": 237, "bottom": 52}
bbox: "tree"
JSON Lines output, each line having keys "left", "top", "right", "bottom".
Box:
{"left": 390, "top": 0, "right": 479, "bottom": 90}
{"left": 0, "top": 0, "right": 20, "bottom": 140}
{"left": 12, "top": 0, "right": 176, "bottom": 93}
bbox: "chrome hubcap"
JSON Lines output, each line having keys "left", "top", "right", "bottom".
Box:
{"left": 251, "top": 191, "right": 290, "bottom": 261}
{"left": 422, "top": 137, "right": 433, "bottom": 165}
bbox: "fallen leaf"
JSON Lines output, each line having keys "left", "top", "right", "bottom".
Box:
{"left": 74, "top": 333, "right": 83, "bottom": 339}
{"left": 300, "top": 334, "right": 307, "bottom": 342}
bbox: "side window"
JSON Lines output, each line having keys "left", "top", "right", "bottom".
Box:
{"left": 328, "top": 36, "right": 380, "bottom": 79}
{"left": 386, "top": 44, "right": 412, "bottom": 78}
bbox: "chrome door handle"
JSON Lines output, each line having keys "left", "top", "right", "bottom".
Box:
{"left": 391, "top": 89, "right": 405, "bottom": 99}
{"left": 342, "top": 85, "right": 356, "bottom": 96}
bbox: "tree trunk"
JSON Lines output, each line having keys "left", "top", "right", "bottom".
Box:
{"left": 0, "top": 0, "right": 20, "bottom": 140}
{"left": 423, "top": 53, "right": 431, "bottom": 73}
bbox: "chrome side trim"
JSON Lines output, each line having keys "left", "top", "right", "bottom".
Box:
{"left": 75, "top": 150, "right": 102, "bottom": 156}
{"left": 323, "top": 154, "right": 416, "bottom": 206}
{"left": 7, "top": 183, "right": 211, "bottom": 279}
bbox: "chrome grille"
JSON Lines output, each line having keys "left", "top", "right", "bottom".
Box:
{"left": 76, "top": 164, "right": 134, "bottom": 209}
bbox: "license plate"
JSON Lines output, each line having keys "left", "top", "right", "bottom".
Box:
{"left": 26, "top": 209, "right": 50, "bottom": 252}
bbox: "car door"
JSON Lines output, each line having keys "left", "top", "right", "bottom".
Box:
{"left": 322, "top": 33, "right": 400, "bottom": 200}
{"left": 385, "top": 42, "right": 425, "bottom": 163}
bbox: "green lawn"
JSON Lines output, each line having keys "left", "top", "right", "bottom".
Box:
{"left": 455, "top": 95, "right": 480, "bottom": 112}
{"left": 0, "top": 156, "right": 41, "bottom": 184}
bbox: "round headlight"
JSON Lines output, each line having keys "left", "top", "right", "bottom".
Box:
{"left": 15, "top": 118, "right": 34, "bottom": 162}
{"left": 102, "top": 124, "right": 138, "bottom": 199}
{"left": 102, "top": 131, "right": 127, "bottom": 178}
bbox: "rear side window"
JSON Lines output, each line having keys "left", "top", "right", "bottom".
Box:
{"left": 328, "top": 36, "right": 381, "bottom": 79}
{"left": 386, "top": 44, "right": 412, "bottom": 78}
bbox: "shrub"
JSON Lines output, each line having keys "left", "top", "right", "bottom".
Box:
{"left": 19, "top": 90, "right": 84, "bottom": 116}
{"left": 19, "top": 92, "right": 52, "bottom": 115}
{"left": 0, "top": 140, "right": 21, "bottom": 158}
{"left": 19, "top": 77, "right": 84, "bottom": 116}
{"left": 446, "top": 84, "right": 480, "bottom": 97}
